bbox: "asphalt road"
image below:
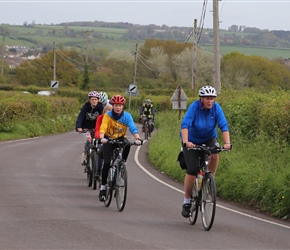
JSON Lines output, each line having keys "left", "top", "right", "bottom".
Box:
{"left": 0, "top": 129, "right": 290, "bottom": 249}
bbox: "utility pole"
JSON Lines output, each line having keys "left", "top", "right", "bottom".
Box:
{"left": 129, "top": 44, "right": 138, "bottom": 112}
{"left": 1, "top": 35, "right": 5, "bottom": 76}
{"left": 192, "top": 19, "right": 197, "bottom": 92}
{"left": 82, "top": 29, "right": 94, "bottom": 64}
{"left": 213, "top": 0, "right": 221, "bottom": 93}
{"left": 53, "top": 42, "right": 56, "bottom": 81}
{"left": 133, "top": 43, "right": 138, "bottom": 85}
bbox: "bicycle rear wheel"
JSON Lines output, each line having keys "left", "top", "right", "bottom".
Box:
{"left": 86, "top": 153, "right": 93, "bottom": 187}
{"left": 189, "top": 181, "right": 199, "bottom": 225}
{"left": 115, "top": 162, "right": 127, "bottom": 211}
{"left": 201, "top": 173, "right": 216, "bottom": 231}
{"left": 104, "top": 167, "right": 113, "bottom": 207}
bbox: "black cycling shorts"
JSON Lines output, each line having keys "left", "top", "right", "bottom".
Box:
{"left": 183, "top": 138, "right": 218, "bottom": 176}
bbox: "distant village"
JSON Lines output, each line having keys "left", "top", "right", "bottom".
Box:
{"left": 2, "top": 44, "right": 42, "bottom": 71}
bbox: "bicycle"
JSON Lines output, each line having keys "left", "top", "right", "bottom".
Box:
{"left": 81, "top": 129, "right": 98, "bottom": 189}
{"left": 99, "top": 138, "right": 142, "bottom": 211}
{"left": 187, "top": 144, "right": 231, "bottom": 231}
{"left": 142, "top": 118, "right": 154, "bottom": 140}
{"left": 144, "top": 119, "right": 150, "bottom": 140}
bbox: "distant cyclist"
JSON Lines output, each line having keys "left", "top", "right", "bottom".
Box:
{"left": 180, "top": 86, "right": 231, "bottom": 218}
{"left": 98, "top": 94, "right": 142, "bottom": 201}
{"left": 139, "top": 99, "right": 155, "bottom": 136}
{"left": 75, "top": 91, "right": 104, "bottom": 166}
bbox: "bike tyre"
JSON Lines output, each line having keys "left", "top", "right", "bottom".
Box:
{"left": 104, "top": 168, "right": 113, "bottom": 207}
{"left": 189, "top": 182, "right": 199, "bottom": 225}
{"left": 145, "top": 123, "right": 149, "bottom": 140}
{"left": 201, "top": 173, "right": 216, "bottom": 231}
{"left": 91, "top": 151, "right": 97, "bottom": 190}
{"left": 115, "top": 162, "right": 127, "bottom": 212}
{"left": 86, "top": 153, "right": 93, "bottom": 187}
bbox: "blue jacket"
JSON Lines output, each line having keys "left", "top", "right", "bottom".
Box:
{"left": 181, "top": 100, "right": 229, "bottom": 145}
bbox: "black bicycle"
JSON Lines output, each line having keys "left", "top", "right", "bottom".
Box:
{"left": 100, "top": 138, "right": 142, "bottom": 211}
{"left": 143, "top": 119, "right": 154, "bottom": 140}
{"left": 143, "top": 120, "right": 150, "bottom": 140}
{"left": 187, "top": 144, "right": 231, "bottom": 231}
{"left": 81, "top": 129, "right": 98, "bottom": 188}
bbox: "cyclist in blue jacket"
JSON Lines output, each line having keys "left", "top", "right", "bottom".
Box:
{"left": 180, "top": 86, "right": 231, "bottom": 218}
{"left": 98, "top": 94, "right": 142, "bottom": 201}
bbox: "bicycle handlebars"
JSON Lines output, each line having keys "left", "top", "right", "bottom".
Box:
{"left": 188, "top": 144, "right": 232, "bottom": 155}
{"left": 96, "top": 137, "right": 143, "bottom": 146}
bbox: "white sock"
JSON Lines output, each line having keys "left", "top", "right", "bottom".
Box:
{"left": 183, "top": 198, "right": 190, "bottom": 204}
{"left": 100, "top": 185, "right": 106, "bottom": 191}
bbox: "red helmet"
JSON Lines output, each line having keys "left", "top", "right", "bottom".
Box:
{"left": 110, "top": 95, "right": 126, "bottom": 105}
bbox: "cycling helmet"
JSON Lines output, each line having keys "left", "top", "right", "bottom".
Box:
{"left": 99, "top": 91, "right": 108, "bottom": 105}
{"left": 88, "top": 91, "right": 100, "bottom": 99}
{"left": 145, "top": 99, "right": 151, "bottom": 103}
{"left": 198, "top": 86, "right": 217, "bottom": 97}
{"left": 110, "top": 95, "right": 126, "bottom": 105}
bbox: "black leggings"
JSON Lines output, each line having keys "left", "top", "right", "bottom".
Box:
{"left": 101, "top": 138, "right": 130, "bottom": 186}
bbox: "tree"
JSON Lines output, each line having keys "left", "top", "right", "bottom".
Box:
{"left": 221, "top": 52, "right": 290, "bottom": 90}
{"left": 15, "top": 50, "right": 81, "bottom": 87}
{"left": 81, "top": 63, "right": 89, "bottom": 90}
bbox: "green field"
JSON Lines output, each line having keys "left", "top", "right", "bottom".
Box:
{"left": 201, "top": 44, "right": 290, "bottom": 59}
{"left": 1, "top": 24, "right": 135, "bottom": 51}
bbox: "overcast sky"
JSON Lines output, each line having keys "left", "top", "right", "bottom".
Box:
{"left": 1, "top": 0, "right": 290, "bottom": 31}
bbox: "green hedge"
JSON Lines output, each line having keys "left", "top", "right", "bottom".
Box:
{"left": 0, "top": 91, "right": 79, "bottom": 139}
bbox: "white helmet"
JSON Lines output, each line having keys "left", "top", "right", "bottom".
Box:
{"left": 99, "top": 92, "right": 108, "bottom": 105}
{"left": 198, "top": 86, "right": 217, "bottom": 97}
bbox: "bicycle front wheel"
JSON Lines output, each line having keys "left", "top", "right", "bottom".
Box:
{"left": 189, "top": 181, "right": 199, "bottom": 225}
{"left": 104, "top": 168, "right": 113, "bottom": 207}
{"left": 91, "top": 151, "right": 97, "bottom": 190}
{"left": 201, "top": 173, "right": 216, "bottom": 231}
{"left": 144, "top": 125, "right": 149, "bottom": 140}
{"left": 115, "top": 162, "right": 127, "bottom": 211}
{"left": 86, "top": 153, "right": 93, "bottom": 187}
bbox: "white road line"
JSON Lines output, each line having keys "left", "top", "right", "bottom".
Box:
{"left": 134, "top": 143, "right": 290, "bottom": 230}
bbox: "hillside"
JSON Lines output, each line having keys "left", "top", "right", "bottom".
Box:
{"left": 1, "top": 21, "right": 290, "bottom": 59}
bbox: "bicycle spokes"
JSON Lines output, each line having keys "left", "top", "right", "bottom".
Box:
{"left": 201, "top": 174, "right": 216, "bottom": 231}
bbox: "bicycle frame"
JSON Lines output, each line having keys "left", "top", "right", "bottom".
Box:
{"left": 102, "top": 139, "right": 133, "bottom": 211}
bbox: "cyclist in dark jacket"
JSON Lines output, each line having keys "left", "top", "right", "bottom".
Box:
{"left": 76, "top": 91, "right": 104, "bottom": 166}
{"left": 139, "top": 99, "right": 155, "bottom": 135}
{"left": 180, "top": 86, "right": 231, "bottom": 218}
